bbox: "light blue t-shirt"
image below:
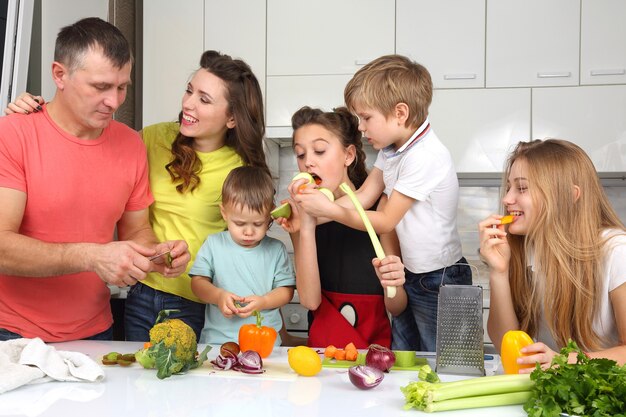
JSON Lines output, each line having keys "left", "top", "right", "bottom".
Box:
{"left": 189, "top": 231, "right": 295, "bottom": 345}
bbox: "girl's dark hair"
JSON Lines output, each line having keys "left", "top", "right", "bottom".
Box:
{"left": 291, "top": 106, "right": 368, "bottom": 188}
{"left": 166, "top": 50, "right": 269, "bottom": 193}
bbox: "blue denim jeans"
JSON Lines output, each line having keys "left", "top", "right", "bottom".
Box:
{"left": 391, "top": 258, "right": 472, "bottom": 352}
{"left": 0, "top": 326, "right": 113, "bottom": 341}
{"left": 124, "top": 281, "right": 205, "bottom": 342}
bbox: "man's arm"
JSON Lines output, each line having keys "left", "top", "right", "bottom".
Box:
{"left": 0, "top": 187, "right": 157, "bottom": 286}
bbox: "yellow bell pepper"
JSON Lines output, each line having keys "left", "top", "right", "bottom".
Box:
{"left": 501, "top": 330, "right": 534, "bottom": 374}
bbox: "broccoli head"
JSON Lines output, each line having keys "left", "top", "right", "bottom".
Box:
{"left": 135, "top": 309, "right": 211, "bottom": 379}
{"left": 149, "top": 318, "right": 197, "bottom": 365}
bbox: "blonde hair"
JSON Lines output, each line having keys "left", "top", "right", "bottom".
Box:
{"left": 504, "top": 139, "right": 625, "bottom": 350}
{"left": 221, "top": 166, "right": 275, "bottom": 215}
{"left": 344, "top": 54, "right": 432, "bottom": 129}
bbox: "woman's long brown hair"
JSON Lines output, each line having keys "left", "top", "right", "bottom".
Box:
{"left": 504, "top": 139, "right": 624, "bottom": 350}
{"left": 166, "top": 51, "right": 268, "bottom": 193}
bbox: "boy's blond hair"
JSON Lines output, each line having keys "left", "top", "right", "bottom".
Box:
{"left": 221, "top": 166, "right": 275, "bottom": 215}
{"left": 344, "top": 54, "right": 432, "bottom": 129}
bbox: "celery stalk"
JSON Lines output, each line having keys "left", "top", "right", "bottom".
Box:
{"left": 402, "top": 373, "right": 532, "bottom": 412}
{"left": 424, "top": 391, "right": 532, "bottom": 413}
{"left": 428, "top": 374, "right": 532, "bottom": 402}
{"left": 339, "top": 182, "right": 396, "bottom": 298}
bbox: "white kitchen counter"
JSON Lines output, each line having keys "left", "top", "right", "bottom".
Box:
{"left": 0, "top": 341, "right": 527, "bottom": 417}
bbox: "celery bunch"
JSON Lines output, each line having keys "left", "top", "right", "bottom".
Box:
{"left": 401, "top": 373, "right": 533, "bottom": 412}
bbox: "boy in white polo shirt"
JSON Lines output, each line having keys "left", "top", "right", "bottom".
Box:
{"left": 292, "top": 55, "right": 471, "bottom": 352}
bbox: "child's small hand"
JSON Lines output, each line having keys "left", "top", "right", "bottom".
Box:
{"left": 372, "top": 255, "right": 405, "bottom": 288}
{"left": 234, "top": 295, "right": 264, "bottom": 318}
{"left": 276, "top": 200, "right": 301, "bottom": 234}
{"left": 218, "top": 291, "right": 245, "bottom": 318}
{"left": 294, "top": 187, "right": 337, "bottom": 218}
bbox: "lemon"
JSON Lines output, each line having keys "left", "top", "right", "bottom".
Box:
{"left": 287, "top": 346, "right": 322, "bottom": 376}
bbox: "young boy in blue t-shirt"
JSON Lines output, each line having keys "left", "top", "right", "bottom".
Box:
{"left": 190, "top": 166, "right": 295, "bottom": 345}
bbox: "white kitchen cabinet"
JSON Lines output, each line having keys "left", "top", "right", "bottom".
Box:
{"left": 266, "top": 75, "right": 351, "bottom": 133}
{"left": 429, "top": 88, "right": 531, "bottom": 173}
{"left": 396, "top": 0, "right": 485, "bottom": 89}
{"left": 266, "top": 0, "right": 394, "bottom": 76}
{"left": 40, "top": 0, "right": 108, "bottom": 100}
{"left": 580, "top": 0, "right": 626, "bottom": 85}
{"left": 266, "top": 0, "right": 394, "bottom": 131}
{"left": 486, "top": 0, "right": 579, "bottom": 88}
{"left": 143, "top": 0, "right": 204, "bottom": 128}
{"left": 532, "top": 85, "right": 626, "bottom": 172}
{"left": 204, "top": 0, "right": 266, "bottom": 96}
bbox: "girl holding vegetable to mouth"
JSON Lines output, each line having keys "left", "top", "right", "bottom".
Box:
{"left": 276, "top": 106, "right": 406, "bottom": 349}
{"left": 479, "top": 139, "right": 626, "bottom": 370}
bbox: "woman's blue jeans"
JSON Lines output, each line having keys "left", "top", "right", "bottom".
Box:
{"left": 124, "top": 281, "right": 205, "bottom": 342}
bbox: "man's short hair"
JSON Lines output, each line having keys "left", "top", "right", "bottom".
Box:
{"left": 54, "top": 17, "right": 132, "bottom": 72}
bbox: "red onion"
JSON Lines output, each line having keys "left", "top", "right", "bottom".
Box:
{"left": 348, "top": 365, "right": 384, "bottom": 390}
{"left": 211, "top": 354, "right": 237, "bottom": 370}
{"left": 234, "top": 350, "right": 264, "bottom": 374}
{"left": 220, "top": 341, "right": 240, "bottom": 357}
{"left": 365, "top": 344, "right": 396, "bottom": 372}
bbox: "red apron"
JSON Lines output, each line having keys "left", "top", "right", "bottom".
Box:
{"left": 307, "top": 290, "right": 391, "bottom": 349}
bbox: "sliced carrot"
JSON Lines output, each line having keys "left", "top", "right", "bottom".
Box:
{"left": 345, "top": 349, "right": 358, "bottom": 361}
{"left": 324, "top": 345, "right": 337, "bottom": 358}
{"left": 143, "top": 342, "right": 152, "bottom": 349}
{"left": 344, "top": 342, "right": 356, "bottom": 351}
{"left": 334, "top": 349, "right": 346, "bottom": 361}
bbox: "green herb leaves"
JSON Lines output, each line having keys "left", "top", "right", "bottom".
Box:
{"left": 523, "top": 340, "right": 626, "bottom": 417}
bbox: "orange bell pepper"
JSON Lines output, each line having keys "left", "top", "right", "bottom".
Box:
{"left": 238, "top": 311, "right": 277, "bottom": 358}
{"left": 500, "top": 330, "right": 535, "bottom": 374}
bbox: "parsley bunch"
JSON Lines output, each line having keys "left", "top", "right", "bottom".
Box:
{"left": 524, "top": 340, "right": 626, "bottom": 417}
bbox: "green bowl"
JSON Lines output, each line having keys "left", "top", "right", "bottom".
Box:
{"left": 393, "top": 350, "right": 416, "bottom": 368}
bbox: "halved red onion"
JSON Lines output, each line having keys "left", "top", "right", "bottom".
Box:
{"left": 348, "top": 365, "right": 384, "bottom": 390}
{"left": 235, "top": 350, "right": 264, "bottom": 374}
{"left": 365, "top": 344, "right": 396, "bottom": 372}
{"left": 211, "top": 354, "right": 237, "bottom": 370}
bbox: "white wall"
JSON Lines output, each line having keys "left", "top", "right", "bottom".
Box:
{"left": 39, "top": 0, "right": 108, "bottom": 100}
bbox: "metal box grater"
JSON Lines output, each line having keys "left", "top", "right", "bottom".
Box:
{"left": 435, "top": 284, "right": 485, "bottom": 376}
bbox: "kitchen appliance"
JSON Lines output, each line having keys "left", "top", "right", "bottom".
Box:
{"left": 435, "top": 284, "right": 485, "bottom": 376}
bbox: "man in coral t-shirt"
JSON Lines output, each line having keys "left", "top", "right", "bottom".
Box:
{"left": 0, "top": 18, "right": 190, "bottom": 342}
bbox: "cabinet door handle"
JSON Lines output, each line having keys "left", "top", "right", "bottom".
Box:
{"left": 590, "top": 69, "right": 626, "bottom": 76}
{"left": 537, "top": 71, "right": 571, "bottom": 78}
{"left": 354, "top": 59, "right": 371, "bottom": 66}
{"left": 443, "top": 73, "right": 477, "bottom": 80}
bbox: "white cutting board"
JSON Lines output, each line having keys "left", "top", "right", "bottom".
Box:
{"left": 191, "top": 360, "right": 298, "bottom": 381}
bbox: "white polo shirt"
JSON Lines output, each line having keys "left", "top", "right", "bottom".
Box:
{"left": 374, "top": 118, "right": 463, "bottom": 273}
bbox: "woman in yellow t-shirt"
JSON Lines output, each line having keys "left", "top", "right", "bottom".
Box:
{"left": 124, "top": 51, "right": 269, "bottom": 340}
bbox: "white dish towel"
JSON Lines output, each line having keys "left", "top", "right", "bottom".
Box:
{"left": 0, "top": 337, "right": 104, "bottom": 394}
